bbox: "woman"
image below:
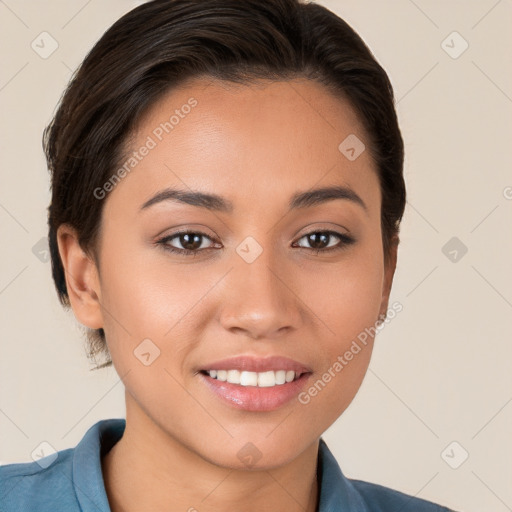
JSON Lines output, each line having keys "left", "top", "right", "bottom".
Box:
{"left": 0, "top": 0, "right": 458, "bottom": 510}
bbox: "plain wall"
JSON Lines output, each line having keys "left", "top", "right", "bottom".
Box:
{"left": 1, "top": 2, "right": 511, "bottom": 511}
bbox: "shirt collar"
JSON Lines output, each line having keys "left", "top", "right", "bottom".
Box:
{"left": 72, "top": 418, "right": 367, "bottom": 512}
{"left": 73, "top": 418, "right": 125, "bottom": 511}
{"left": 317, "top": 437, "right": 369, "bottom": 511}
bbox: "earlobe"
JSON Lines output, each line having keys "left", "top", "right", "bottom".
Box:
{"left": 379, "top": 236, "right": 399, "bottom": 319}
{"left": 56, "top": 224, "right": 104, "bottom": 330}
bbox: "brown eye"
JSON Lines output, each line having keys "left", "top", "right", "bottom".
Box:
{"left": 157, "top": 231, "right": 217, "bottom": 255}
{"left": 175, "top": 233, "right": 205, "bottom": 251}
{"left": 293, "top": 231, "right": 355, "bottom": 253}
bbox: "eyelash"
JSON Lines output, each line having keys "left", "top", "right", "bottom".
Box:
{"left": 155, "top": 229, "right": 355, "bottom": 257}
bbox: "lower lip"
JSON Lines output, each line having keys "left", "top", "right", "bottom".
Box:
{"left": 200, "top": 373, "right": 311, "bottom": 412}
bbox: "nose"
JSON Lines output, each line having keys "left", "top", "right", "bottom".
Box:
{"left": 218, "top": 248, "right": 304, "bottom": 340}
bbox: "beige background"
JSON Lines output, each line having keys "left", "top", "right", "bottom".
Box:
{"left": 1, "top": 1, "right": 511, "bottom": 511}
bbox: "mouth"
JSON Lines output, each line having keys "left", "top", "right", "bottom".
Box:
{"left": 198, "top": 355, "right": 312, "bottom": 411}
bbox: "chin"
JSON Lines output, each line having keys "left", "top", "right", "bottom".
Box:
{"left": 192, "top": 431, "right": 315, "bottom": 471}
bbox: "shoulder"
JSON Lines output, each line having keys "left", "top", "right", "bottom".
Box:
{"left": 349, "top": 477, "right": 456, "bottom": 512}
{"left": 0, "top": 418, "right": 125, "bottom": 512}
{"left": 0, "top": 448, "right": 79, "bottom": 512}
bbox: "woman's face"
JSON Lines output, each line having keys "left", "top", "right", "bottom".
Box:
{"left": 75, "top": 77, "right": 396, "bottom": 468}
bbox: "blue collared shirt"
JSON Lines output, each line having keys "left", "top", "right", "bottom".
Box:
{"left": 0, "top": 418, "right": 456, "bottom": 511}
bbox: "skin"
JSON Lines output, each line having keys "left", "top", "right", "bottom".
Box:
{"left": 57, "top": 77, "right": 397, "bottom": 512}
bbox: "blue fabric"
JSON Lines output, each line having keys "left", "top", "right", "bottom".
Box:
{"left": 0, "top": 418, "right": 456, "bottom": 511}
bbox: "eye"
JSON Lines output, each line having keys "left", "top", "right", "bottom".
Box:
{"left": 156, "top": 230, "right": 218, "bottom": 256}
{"left": 293, "top": 230, "right": 355, "bottom": 254}
{"left": 156, "top": 229, "right": 355, "bottom": 257}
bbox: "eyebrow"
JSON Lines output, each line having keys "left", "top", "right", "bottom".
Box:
{"left": 140, "top": 185, "right": 367, "bottom": 213}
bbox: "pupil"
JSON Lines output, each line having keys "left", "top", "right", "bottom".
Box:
{"left": 182, "top": 233, "right": 201, "bottom": 250}
{"left": 309, "top": 233, "right": 328, "bottom": 249}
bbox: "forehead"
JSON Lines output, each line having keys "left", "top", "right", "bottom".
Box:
{"left": 108, "top": 77, "right": 379, "bottom": 217}
{"left": 135, "top": 76, "right": 368, "bottom": 157}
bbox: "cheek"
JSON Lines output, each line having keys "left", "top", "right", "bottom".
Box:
{"left": 304, "top": 249, "right": 385, "bottom": 345}
{"left": 99, "top": 238, "right": 206, "bottom": 337}
{"left": 297, "top": 246, "right": 384, "bottom": 420}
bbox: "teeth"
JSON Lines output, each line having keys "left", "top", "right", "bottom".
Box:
{"left": 258, "top": 370, "right": 275, "bottom": 387}
{"left": 207, "top": 369, "right": 299, "bottom": 387}
{"left": 275, "top": 370, "right": 286, "bottom": 385}
{"left": 227, "top": 369, "right": 241, "bottom": 384}
{"left": 239, "top": 371, "right": 258, "bottom": 386}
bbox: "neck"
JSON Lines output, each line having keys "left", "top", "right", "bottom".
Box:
{"left": 102, "top": 396, "right": 319, "bottom": 512}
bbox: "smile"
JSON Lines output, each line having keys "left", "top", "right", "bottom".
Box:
{"left": 199, "top": 356, "right": 312, "bottom": 411}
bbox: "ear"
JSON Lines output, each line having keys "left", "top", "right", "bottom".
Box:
{"left": 378, "top": 235, "right": 399, "bottom": 319}
{"left": 56, "top": 224, "right": 103, "bottom": 330}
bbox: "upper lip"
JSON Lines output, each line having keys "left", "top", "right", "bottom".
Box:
{"left": 200, "top": 355, "right": 311, "bottom": 374}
